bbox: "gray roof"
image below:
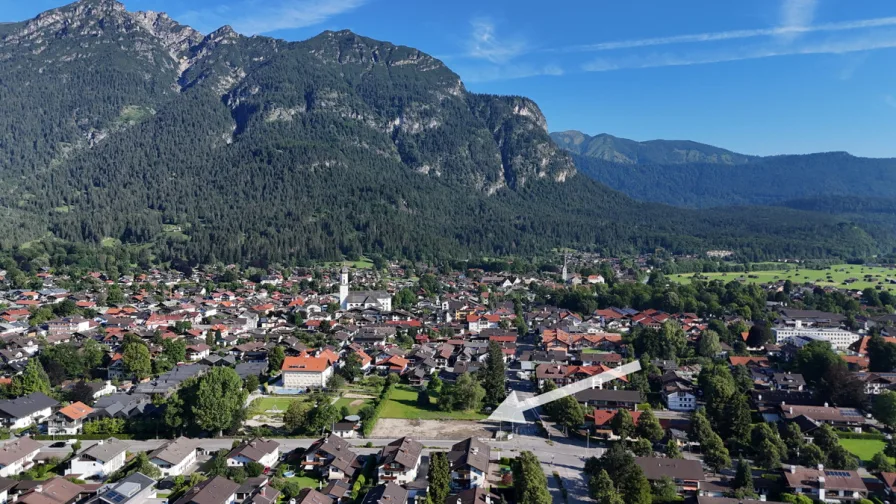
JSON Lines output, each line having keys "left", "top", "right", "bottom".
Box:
{"left": 0, "top": 436, "right": 42, "bottom": 466}
{"left": 573, "top": 388, "right": 643, "bottom": 403}
{"left": 174, "top": 475, "right": 239, "bottom": 504}
{"left": 379, "top": 437, "right": 422, "bottom": 470}
{"left": 447, "top": 437, "right": 490, "bottom": 473}
{"left": 0, "top": 392, "right": 58, "bottom": 419}
{"left": 361, "top": 483, "right": 408, "bottom": 504}
{"left": 635, "top": 457, "right": 704, "bottom": 481}
{"left": 82, "top": 438, "right": 128, "bottom": 463}
{"left": 149, "top": 437, "right": 197, "bottom": 465}
{"left": 99, "top": 472, "right": 156, "bottom": 504}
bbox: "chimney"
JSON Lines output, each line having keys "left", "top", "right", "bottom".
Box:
{"left": 789, "top": 407, "right": 793, "bottom": 414}
{"left": 824, "top": 402, "right": 829, "bottom": 408}
{"left": 760, "top": 495, "right": 767, "bottom": 501}
{"left": 757, "top": 394, "right": 762, "bottom": 401}
{"left": 789, "top": 465, "right": 796, "bottom": 474}
{"left": 818, "top": 463, "right": 824, "bottom": 472}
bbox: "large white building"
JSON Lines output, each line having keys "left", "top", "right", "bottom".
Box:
{"left": 148, "top": 437, "right": 197, "bottom": 477}
{"left": 773, "top": 321, "right": 860, "bottom": 350}
{"left": 338, "top": 267, "right": 391, "bottom": 311}
{"left": 281, "top": 356, "right": 333, "bottom": 390}
{"left": 68, "top": 438, "right": 128, "bottom": 480}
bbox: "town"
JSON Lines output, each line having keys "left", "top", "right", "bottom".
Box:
{"left": 1, "top": 254, "right": 896, "bottom": 504}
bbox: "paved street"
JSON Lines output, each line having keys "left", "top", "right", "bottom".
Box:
{"left": 38, "top": 428, "right": 599, "bottom": 502}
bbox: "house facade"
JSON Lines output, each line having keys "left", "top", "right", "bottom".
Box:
{"left": 68, "top": 439, "right": 128, "bottom": 480}
{"left": 377, "top": 437, "right": 422, "bottom": 485}
{"left": 281, "top": 356, "right": 333, "bottom": 390}
{"left": 149, "top": 437, "right": 197, "bottom": 477}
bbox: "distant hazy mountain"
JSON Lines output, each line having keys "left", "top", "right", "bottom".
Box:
{"left": 550, "top": 130, "right": 756, "bottom": 165}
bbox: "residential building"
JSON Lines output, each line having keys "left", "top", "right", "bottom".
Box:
{"left": 281, "top": 356, "right": 333, "bottom": 390}
{"left": 226, "top": 438, "right": 280, "bottom": 469}
{"left": 447, "top": 438, "right": 490, "bottom": 490}
{"left": 47, "top": 401, "right": 93, "bottom": 435}
{"left": 17, "top": 477, "right": 84, "bottom": 504}
{"left": 662, "top": 383, "right": 697, "bottom": 411}
{"left": 91, "top": 472, "right": 156, "bottom": 504}
{"left": 361, "top": 483, "right": 407, "bottom": 504}
{"left": 635, "top": 457, "right": 704, "bottom": 493}
{"left": 573, "top": 388, "right": 642, "bottom": 410}
{"left": 782, "top": 465, "right": 868, "bottom": 502}
{"left": 303, "top": 434, "right": 360, "bottom": 481}
{"left": 149, "top": 437, "right": 198, "bottom": 477}
{"left": 0, "top": 436, "right": 41, "bottom": 478}
{"left": 0, "top": 477, "right": 15, "bottom": 504}
{"left": 68, "top": 438, "right": 128, "bottom": 480}
{"left": 449, "top": 487, "right": 502, "bottom": 504}
{"left": 377, "top": 437, "right": 423, "bottom": 485}
{"left": 295, "top": 488, "right": 334, "bottom": 504}
{"left": 173, "top": 475, "right": 239, "bottom": 504}
{"left": 0, "top": 392, "right": 59, "bottom": 429}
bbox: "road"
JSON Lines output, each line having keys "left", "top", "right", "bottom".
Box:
{"left": 37, "top": 430, "right": 600, "bottom": 502}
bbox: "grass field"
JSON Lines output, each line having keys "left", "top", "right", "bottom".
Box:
{"left": 669, "top": 264, "right": 896, "bottom": 292}
{"left": 323, "top": 256, "right": 374, "bottom": 269}
{"left": 287, "top": 475, "right": 321, "bottom": 489}
{"left": 838, "top": 438, "right": 888, "bottom": 462}
{"left": 333, "top": 397, "right": 372, "bottom": 416}
{"left": 248, "top": 397, "right": 304, "bottom": 416}
{"left": 380, "top": 385, "right": 487, "bottom": 420}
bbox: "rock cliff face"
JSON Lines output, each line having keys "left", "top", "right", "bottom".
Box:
{"left": 0, "top": 0, "right": 575, "bottom": 193}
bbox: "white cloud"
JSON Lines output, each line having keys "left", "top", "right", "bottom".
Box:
{"left": 581, "top": 30, "right": 896, "bottom": 72}
{"left": 179, "top": 0, "right": 366, "bottom": 35}
{"left": 779, "top": 0, "right": 818, "bottom": 31}
{"left": 461, "top": 63, "right": 563, "bottom": 83}
{"left": 559, "top": 16, "right": 896, "bottom": 53}
{"left": 466, "top": 19, "right": 526, "bottom": 63}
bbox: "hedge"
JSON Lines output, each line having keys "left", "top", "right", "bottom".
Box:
{"left": 34, "top": 433, "right": 135, "bottom": 440}
{"left": 360, "top": 382, "right": 395, "bottom": 437}
{"left": 837, "top": 431, "right": 886, "bottom": 441}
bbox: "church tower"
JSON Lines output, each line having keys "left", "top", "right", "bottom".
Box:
{"left": 561, "top": 253, "right": 568, "bottom": 283}
{"left": 339, "top": 266, "right": 350, "bottom": 308}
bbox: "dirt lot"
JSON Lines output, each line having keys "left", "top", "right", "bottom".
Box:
{"left": 370, "top": 418, "right": 492, "bottom": 439}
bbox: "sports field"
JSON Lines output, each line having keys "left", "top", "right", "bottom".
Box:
{"left": 669, "top": 264, "right": 896, "bottom": 292}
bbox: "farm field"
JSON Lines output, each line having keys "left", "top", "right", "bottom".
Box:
{"left": 379, "top": 385, "right": 487, "bottom": 420}
{"left": 669, "top": 264, "right": 896, "bottom": 292}
{"left": 838, "top": 438, "right": 889, "bottom": 462}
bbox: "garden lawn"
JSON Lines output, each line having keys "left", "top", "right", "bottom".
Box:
{"left": 838, "top": 438, "right": 888, "bottom": 462}
{"left": 669, "top": 264, "right": 896, "bottom": 292}
{"left": 287, "top": 475, "right": 321, "bottom": 489}
{"left": 249, "top": 396, "right": 304, "bottom": 416}
{"left": 333, "top": 397, "right": 372, "bottom": 416}
{"left": 379, "top": 385, "right": 486, "bottom": 420}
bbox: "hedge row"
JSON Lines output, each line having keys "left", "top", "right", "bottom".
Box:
{"left": 34, "top": 433, "right": 135, "bottom": 440}
{"left": 360, "top": 383, "right": 395, "bottom": 437}
{"left": 837, "top": 431, "right": 886, "bottom": 440}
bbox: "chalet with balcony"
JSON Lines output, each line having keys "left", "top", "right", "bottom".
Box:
{"left": 47, "top": 402, "right": 93, "bottom": 435}
{"left": 377, "top": 437, "right": 423, "bottom": 485}
{"left": 447, "top": 438, "right": 490, "bottom": 490}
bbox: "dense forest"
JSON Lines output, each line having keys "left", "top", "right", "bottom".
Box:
{"left": 0, "top": 0, "right": 892, "bottom": 267}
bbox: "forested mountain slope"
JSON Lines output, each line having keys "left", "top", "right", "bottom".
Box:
{"left": 551, "top": 131, "right": 755, "bottom": 165}
{"left": 556, "top": 127, "right": 896, "bottom": 210}
{"left": 0, "top": 0, "right": 889, "bottom": 264}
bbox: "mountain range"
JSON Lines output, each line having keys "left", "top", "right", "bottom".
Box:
{"left": 553, "top": 130, "right": 896, "bottom": 210}
{"left": 0, "top": 0, "right": 888, "bottom": 264}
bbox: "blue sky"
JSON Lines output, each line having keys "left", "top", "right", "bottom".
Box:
{"left": 5, "top": 0, "right": 896, "bottom": 157}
